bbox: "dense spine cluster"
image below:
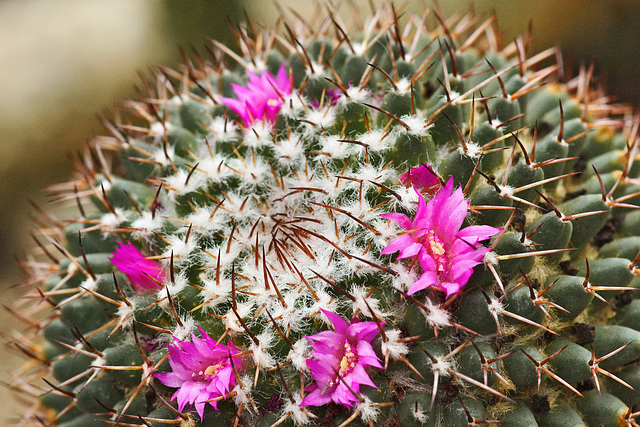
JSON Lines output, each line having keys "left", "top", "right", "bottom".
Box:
{"left": 10, "top": 3, "right": 640, "bottom": 426}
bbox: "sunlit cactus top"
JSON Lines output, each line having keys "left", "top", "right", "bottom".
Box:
{"left": 10, "top": 2, "right": 640, "bottom": 427}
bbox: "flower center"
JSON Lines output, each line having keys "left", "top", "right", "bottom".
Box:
{"left": 338, "top": 341, "right": 358, "bottom": 378}
{"left": 421, "top": 230, "right": 447, "bottom": 272}
{"left": 325, "top": 341, "right": 359, "bottom": 389}
{"left": 193, "top": 361, "right": 224, "bottom": 381}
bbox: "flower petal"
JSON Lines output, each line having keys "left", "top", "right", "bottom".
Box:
{"left": 408, "top": 270, "right": 438, "bottom": 295}
{"left": 380, "top": 212, "right": 412, "bottom": 229}
{"left": 321, "top": 309, "right": 350, "bottom": 334}
{"left": 381, "top": 235, "right": 411, "bottom": 254}
{"left": 219, "top": 62, "right": 291, "bottom": 125}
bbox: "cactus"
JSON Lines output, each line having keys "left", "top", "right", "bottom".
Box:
{"left": 10, "top": 3, "right": 640, "bottom": 426}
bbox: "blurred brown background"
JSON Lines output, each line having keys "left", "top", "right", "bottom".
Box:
{"left": 1, "top": 0, "right": 640, "bottom": 422}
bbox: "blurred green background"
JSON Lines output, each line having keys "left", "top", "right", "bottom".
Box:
{"left": 2, "top": 0, "right": 640, "bottom": 420}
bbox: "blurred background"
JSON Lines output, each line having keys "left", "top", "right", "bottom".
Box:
{"left": 1, "top": 0, "right": 639, "bottom": 421}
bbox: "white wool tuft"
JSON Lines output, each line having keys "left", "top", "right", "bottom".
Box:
{"left": 171, "top": 316, "right": 197, "bottom": 342}
{"left": 401, "top": 114, "right": 432, "bottom": 137}
{"left": 313, "top": 172, "right": 349, "bottom": 200}
{"left": 381, "top": 329, "right": 409, "bottom": 360}
{"left": 392, "top": 185, "right": 420, "bottom": 212}
{"left": 116, "top": 302, "right": 136, "bottom": 329}
{"left": 248, "top": 284, "right": 277, "bottom": 312}
{"left": 223, "top": 302, "right": 254, "bottom": 333}
{"left": 270, "top": 298, "right": 306, "bottom": 333}
{"left": 214, "top": 191, "right": 253, "bottom": 218}
{"left": 390, "top": 264, "right": 418, "bottom": 293}
{"left": 522, "top": 237, "right": 535, "bottom": 249}
{"left": 80, "top": 277, "right": 98, "bottom": 292}
{"left": 149, "top": 121, "right": 167, "bottom": 137}
{"left": 412, "top": 407, "right": 430, "bottom": 423}
{"left": 488, "top": 297, "right": 504, "bottom": 314}
{"left": 97, "top": 177, "right": 112, "bottom": 192}
{"left": 357, "top": 397, "right": 381, "bottom": 424}
{"left": 100, "top": 208, "right": 127, "bottom": 230}
{"left": 357, "top": 129, "right": 390, "bottom": 153}
{"left": 91, "top": 356, "right": 106, "bottom": 368}
{"left": 131, "top": 211, "right": 164, "bottom": 238}
{"left": 432, "top": 357, "right": 454, "bottom": 374}
{"left": 208, "top": 116, "right": 238, "bottom": 142}
{"left": 283, "top": 393, "right": 312, "bottom": 425}
{"left": 168, "top": 94, "right": 184, "bottom": 105}
{"left": 356, "top": 163, "right": 393, "bottom": 187}
{"left": 352, "top": 286, "right": 386, "bottom": 319}
{"left": 275, "top": 133, "right": 305, "bottom": 166}
{"left": 352, "top": 42, "right": 365, "bottom": 56}
{"left": 289, "top": 339, "right": 310, "bottom": 372}
{"left": 395, "top": 78, "right": 412, "bottom": 94}
{"left": 249, "top": 332, "right": 276, "bottom": 369}
{"left": 280, "top": 93, "right": 306, "bottom": 118}
{"left": 199, "top": 274, "right": 232, "bottom": 311}
{"left": 184, "top": 208, "right": 226, "bottom": 236}
{"left": 163, "top": 169, "right": 203, "bottom": 196}
{"left": 247, "top": 58, "right": 267, "bottom": 73}
{"left": 371, "top": 218, "right": 398, "bottom": 245}
{"left": 237, "top": 157, "right": 270, "bottom": 187}
{"left": 305, "top": 63, "right": 326, "bottom": 78}
{"left": 308, "top": 287, "right": 337, "bottom": 317}
{"left": 423, "top": 297, "right": 451, "bottom": 329}
{"left": 499, "top": 184, "right": 515, "bottom": 198}
{"left": 483, "top": 250, "right": 499, "bottom": 266}
{"left": 243, "top": 122, "right": 274, "bottom": 148}
{"left": 321, "top": 134, "right": 351, "bottom": 159}
{"left": 67, "top": 263, "right": 78, "bottom": 276}
{"left": 344, "top": 86, "right": 369, "bottom": 103}
{"left": 152, "top": 144, "right": 175, "bottom": 167}
{"left": 232, "top": 375, "right": 253, "bottom": 407}
{"left": 157, "top": 272, "right": 189, "bottom": 311}
{"left": 198, "top": 157, "right": 232, "bottom": 183}
{"left": 459, "top": 142, "right": 483, "bottom": 158}
{"left": 161, "top": 235, "right": 198, "bottom": 267}
{"left": 306, "top": 107, "right": 336, "bottom": 132}
{"left": 211, "top": 244, "right": 243, "bottom": 272}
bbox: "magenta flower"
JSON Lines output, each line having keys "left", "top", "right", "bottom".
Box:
{"left": 155, "top": 328, "right": 243, "bottom": 420}
{"left": 220, "top": 62, "right": 291, "bottom": 126}
{"left": 109, "top": 241, "right": 165, "bottom": 293}
{"left": 399, "top": 163, "right": 440, "bottom": 194}
{"left": 301, "top": 310, "right": 383, "bottom": 408}
{"left": 381, "top": 178, "right": 500, "bottom": 298}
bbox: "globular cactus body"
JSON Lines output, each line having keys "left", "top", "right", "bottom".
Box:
{"left": 10, "top": 3, "right": 640, "bottom": 427}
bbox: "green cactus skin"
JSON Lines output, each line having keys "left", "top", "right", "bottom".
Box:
{"left": 9, "top": 3, "right": 640, "bottom": 426}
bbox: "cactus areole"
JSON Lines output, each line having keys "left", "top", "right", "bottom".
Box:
{"left": 10, "top": 3, "right": 640, "bottom": 426}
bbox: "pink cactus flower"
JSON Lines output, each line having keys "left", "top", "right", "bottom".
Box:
{"left": 155, "top": 328, "right": 243, "bottom": 421}
{"left": 109, "top": 241, "right": 165, "bottom": 293}
{"left": 399, "top": 163, "right": 441, "bottom": 194}
{"left": 301, "top": 310, "right": 383, "bottom": 408}
{"left": 381, "top": 178, "right": 500, "bottom": 298}
{"left": 220, "top": 62, "right": 291, "bottom": 126}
